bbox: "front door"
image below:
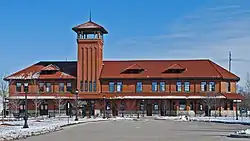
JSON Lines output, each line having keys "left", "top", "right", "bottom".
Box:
{"left": 40, "top": 104, "right": 48, "bottom": 115}
{"left": 146, "top": 104, "right": 152, "bottom": 116}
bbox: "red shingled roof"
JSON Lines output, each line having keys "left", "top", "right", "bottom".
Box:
{"left": 5, "top": 61, "right": 76, "bottom": 80}
{"left": 72, "top": 21, "right": 108, "bottom": 34}
{"left": 5, "top": 59, "right": 239, "bottom": 81}
{"left": 101, "top": 59, "right": 239, "bottom": 80}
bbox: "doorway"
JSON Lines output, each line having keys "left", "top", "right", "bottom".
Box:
{"left": 40, "top": 103, "right": 48, "bottom": 115}
{"left": 146, "top": 104, "right": 152, "bottom": 116}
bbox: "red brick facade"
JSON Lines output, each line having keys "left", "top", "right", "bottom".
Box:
{"left": 5, "top": 19, "right": 243, "bottom": 117}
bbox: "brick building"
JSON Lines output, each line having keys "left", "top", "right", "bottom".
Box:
{"left": 4, "top": 19, "right": 243, "bottom": 117}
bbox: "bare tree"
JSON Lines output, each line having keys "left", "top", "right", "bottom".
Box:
{"left": 0, "top": 73, "right": 8, "bottom": 122}
{"left": 203, "top": 92, "right": 218, "bottom": 117}
{"left": 54, "top": 93, "right": 65, "bottom": 116}
{"left": 8, "top": 93, "right": 23, "bottom": 116}
{"left": 32, "top": 91, "right": 44, "bottom": 118}
{"left": 246, "top": 72, "right": 250, "bottom": 94}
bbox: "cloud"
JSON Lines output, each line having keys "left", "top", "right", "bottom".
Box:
{"left": 111, "top": 3, "right": 250, "bottom": 86}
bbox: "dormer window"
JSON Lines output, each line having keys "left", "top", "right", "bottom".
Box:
{"left": 40, "top": 64, "right": 60, "bottom": 75}
{"left": 163, "top": 64, "right": 186, "bottom": 73}
{"left": 121, "top": 64, "right": 144, "bottom": 74}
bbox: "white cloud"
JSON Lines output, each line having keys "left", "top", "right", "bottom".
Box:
{"left": 111, "top": 3, "right": 250, "bottom": 86}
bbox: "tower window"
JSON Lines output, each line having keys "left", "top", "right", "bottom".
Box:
{"left": 201, "top": 82, "right": 207, "bottom": 91}
{"left": 184, "top": 81, "right": 190, "bottom": 92}
{"left": 85, "top": 81, "right": 88, "bottom": 92}
{"left": 16, "top": 82, "right": 22, "bottom": 92}
{"left": 136, "top": 82, "right": 143, "bottom": 92}
{"left": 116, "top": 82, "right": 122, "bottom": 92}
{"left": 152, "top": 81, "right": 158, "bottom": 92}
{"left": 93, "top": 81, "right": 97, "bottom": 92}
{"left": 176, "top": 81, "right": 182, "bottom": 92}
{"left": 80, "top": 81, "right": 83, "bottom": 92}
{"left": 109, "top": 82, "right": 115, "bottom": 92}
{"left": 89, "top": 81, "right": 92, "bottom": 92}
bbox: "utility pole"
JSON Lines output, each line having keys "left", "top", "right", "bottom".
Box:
{"left": 229, "top": 51, "right": 232, "bottom": 72}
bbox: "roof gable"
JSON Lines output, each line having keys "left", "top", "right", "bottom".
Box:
{"left": 41, "top": 64, "right": 60, "bottom": 71}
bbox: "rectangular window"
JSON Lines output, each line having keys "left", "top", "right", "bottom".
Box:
{"left": 136, "top": 82, "right": 143, "bottom": 92}
{"left": 151, "top": 81, "right": 158, "bottom": 92}
{"left": 66, "top": 82, "right": 72, "bottom": 92}
{"left": 184, "top": 81, "right": 190, "bottom": 92}
{"left": 89, "top": 81, "right": 92, "bottom": 92}
{"left": 85, "top": 81, "right": 88, "bottom": 92}
{"left": 23, "top": 83, "right": 29, "bottom": 92}
{"left": 16, "top": 82, "right": 22, "bottom": 92}
{"left": 209, "top": 82, "right": 215, "bottom": 91}
{"left": 93, "top": 81, "right": 97, "bottom": 92}
{"left": 59, "top": 83, "right": 64, "bottom": 92}
{"left": 227, "top": 82, "right": 231, "bottom": 92}
{"left": 39, "top": 83, "right": 44, "bottom": 92}
{"left": 109, "top": 82, "right": 115, "bottom": 92}
{"left": 159, "top": 82, "right": 165, "bottom": 92}
{"left": 201, "top": 82, "right": 207, "bottom": 91}
{"left": 176, "top": 81, "right": 182, "bottom": 92}
{"left": 46, "top": 83, "right": 52, "bottom": 92}
{"left": 116, "top": 82, "right": 122, "bottom": 92}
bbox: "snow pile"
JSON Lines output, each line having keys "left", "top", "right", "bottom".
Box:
{"left": 112, "top": 117, "right": 134, "bottom": 121}
{"left": 154, "top": 116, "right": 179, "bottom": 120}
{"left": 229, "top": 129, "right": 250, "bottom": 138}
{"left": 0, "top": 117, "right": 109, "bottom": 141}
{"left": 190, "top": 117, "right": 250, "bottom": 125}
{"left": 177, "top": 115, "right": 191, "bottom": 122}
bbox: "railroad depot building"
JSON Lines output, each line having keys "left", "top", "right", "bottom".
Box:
{"left": 5, "top": 19, "right": 243, "bottom": 117}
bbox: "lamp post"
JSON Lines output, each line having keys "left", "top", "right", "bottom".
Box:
{"left": 103, "top": 95, "right": 106, "bottom": 119}
{"left": 142, "top": 100, "right": 145, "bottom": 117}
{"left": 75, "top": 89, "right": 79, "bottom": 121}
{"left": 23, "top": 83, "right": 29, "bottom": 128}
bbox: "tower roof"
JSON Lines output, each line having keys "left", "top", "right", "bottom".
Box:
{"left": 72, "top": 21, "right": 108, "bottom": 34}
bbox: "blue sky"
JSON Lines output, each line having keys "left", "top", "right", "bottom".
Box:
{"left": 0, "top": 0, "right": 250, "bottom": 86}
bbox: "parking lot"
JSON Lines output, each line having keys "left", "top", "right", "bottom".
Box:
{"left": 20, "top": 119, "right": 249, "bottom": 141}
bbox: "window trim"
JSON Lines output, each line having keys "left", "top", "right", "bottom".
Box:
{"left": 45, "top": 83, "right": 52, "bottom": 92}
{"left": 151, "top": 81, "right": 158, "bottom": 92}
{"left": 227, "top": 82, "right": 231, "bottom": 92}
{"left": 16, "top": 82, "right": 22, "bottom": 93}
{"left": 66, "top": 82, "right": 72, "bottom": 92}
{"left": 209, "top": 81, "right": 215, "bottom": 91}
{"left": 136, "top": 81, "right": 143, "bottom": 92}
{"left": 200, "top": 81, "right": 207, "bottom": 92}
{"left": 23, "top": 82, "right": 29, "bottom": 93}
{"left": 159, "top": 81, "right": 166, "bottom": 92}
{"left": 176, "top": 81, "right": 182, "bottom": 92}
{"left": 116, "top": 82, "right": 123, "bottom": 92}
{"left": 184, "top": 81, "right": 190, "bottom": 92}
{"left": 109, "top": 82, "right": 115, "bottom": 92}
{"left": 59, "top": 82, "right": 65, "bottom": 92}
